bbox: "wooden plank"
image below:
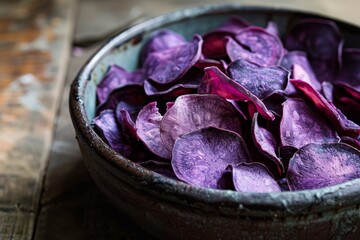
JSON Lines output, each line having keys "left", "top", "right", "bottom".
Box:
{"left": 0, "top": 0, "right": 75, "bottom": 239}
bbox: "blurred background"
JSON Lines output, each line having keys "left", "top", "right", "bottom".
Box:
{"left": 0, "top": 0, "right": 359, "bottom": 239}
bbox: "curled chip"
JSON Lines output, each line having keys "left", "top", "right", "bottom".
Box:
{"left": 202, "top": 17, "right": 249, "bottom": 59}
{"left": 136, "top": 102, "right": 171, "bottom": 159}
{"left": 230, "top": 26, "right": 284, "bottom": 66}
{"left": 144, "top": 35, "right": 203, "bottom": 85}
{"left": 252, "top": 113, "right": 284, "bottom": 174}
{"left": 160, "top": 94, "right": 242, "bottom": 150}
{"left": 227, "top": 58, "right": 289, "bottom": 99}
{"left": 280, "top": 51, "right": 321, "bottom": 93}
{"left": 144, "top": 67, "right": 201, "bottom": 96}
{"left": 96, "top": 65, "right": 145, "bottom": 105}
{"left": 140, "top": 29, "right": 186, "bottom": 65}
{"left": 291, "top": 79, "right": 360, "bottom": 134}
{"left": 287, "top": 143, "right": 360, "bottom": 190}
{"left": 171, "top": 127, "right": 251, "bottom": 189}
{"left": 199, "top": 66, "right": 275, "bottom": 120}
{"left": 93, "top": 110, "right": 133, "bottom": 157}
{"left": 280, "top": 98, "right": 340, "bottom": 148}
{"left": 232, "top": 163, "right": 281, "bottom": 192}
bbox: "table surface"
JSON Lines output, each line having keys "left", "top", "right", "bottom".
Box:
{"left": 0, "top": 0, "right": 359, "bottom": 239}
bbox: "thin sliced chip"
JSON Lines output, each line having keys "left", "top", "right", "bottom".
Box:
{"left": 287, "top": 143, "right": 360, "bottom": 190}
{"left": 160, "top": 94, "right": 242, "bottom": 150}
{"left": 232, "top": 163, "right": 281, "bottom": 192}
{"left": 115, "top": 107, "right": 138, "bottom": 142}
{"left": 285, "top": 18, "right": 343, "bottom": 82}
{"left": 199, "top": 66, "right": 275, "bottom": 120}
{"left": 144, "top": 67, "right": 201, "bottom": 96}
{"left": 136, "top": 102, "right": 171, "bottom": 159}
{"left": 227, "top": 58, "right": 289, "bottom": 99}
{"left": 341, "top": 136, "right": 360, "bottom": 151}
{"left": 145, "top": 35, "right": 203, "bottom": 85}
{"left": 230, "top": 26, "right": 284, "bottom": 66}
{"left": 252, "top": 113, "right": 284, "bottom": 173}
{"left": 195, "top": 59, "right": 227, "bottom": 72}
{"left": 202, "top": 17, "right": 249, "bottom": 59}
{"left": 140, "top": 29, "right": 186, "bottom": 64}
{"left": 321, "top": 81, "right": 334, "bottom": 102}
{"left": 280, "top": 98, "right": 340, "bottom": 148}
{"left": 280, "top": 51, "right": 320, "bottom": 92}
{"left": 96, "top": 65, "right": 144, "bottom": 104}
{"left": 291, "top": 79, "right": 360, "bottom": 134}
{"left": 262, "top": 92, "right": 287, "bottom": 117}
{"left": 171, "top": 127, "right": 251, "bottom": 189}
{"left": 96, "top": 85, "right": 147, "bottom": 115}
{"left": 93, "top": 110, "right": 133, "bottom": 157}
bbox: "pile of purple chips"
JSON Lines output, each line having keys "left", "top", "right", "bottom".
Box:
{"left": 93, "top": 16, "right": 360, "bottom": 192}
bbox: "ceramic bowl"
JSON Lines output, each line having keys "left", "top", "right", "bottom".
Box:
{"left": 70, "top": 5, "right": 360, "bottom": 240}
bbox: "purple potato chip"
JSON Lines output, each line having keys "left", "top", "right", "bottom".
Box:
{"left": 136, "top": 102, "right": 171, "bottom": 159}
{"left": 280, "top": 98, "right": 340, "bottom": 148}
{"left": 280, "top": 51, "right": 320, "bottom": 92}
{"left": 96, "top": 85, "right": 147, "bottom": 114}
{"left": 160, "top": 94, "right": 242, "bottom": 151}
{"left": 202, "top": 31, "right": 232, "bottom": 59}
{"left": 277, "top": 178, "right": 290, "bottom": 191}
{"left": 144, "top": 67, "right": 202, "bottom": 96}
{"left": 230, "top": 26, "right": 284, "bottom": 66}
{"left": 228, "top": 100, "right": 249, "bottom": 120}
{"left": 287, "top": 143, "right": 360, "bottom": 190}
{"left": 144, "top": 34, "right": 203, "bottom": 85}
{"left": 93, "top": 110, "right": 133, "bottom": 157}
{"left": 115, "top": 101, "right": 143, "bottom": 122}
{"left": 140, "top": 29, "right": 186, "bottom": 65}
{"left": 171, "top": 127, "right": 251, "bottom": 189}
{"left": 201, "top": 17, "right": 249, "bottom": 59}
{"left": 252, "top": 113, "right": 284, "bottom": 173}
{"left": 285, "top": 18, "right": 343, "bottom": 83}
{"left": 199, "top": 66, "right": 275, "bottom": 120}
{"left": 341, "top": 136, "right": 360, "bottom": 151}
{"left": 278, "top": 145, "right": 298, "bottom": 172}
{"left": 96, "top": 65, "right": 144, "bottom": 105}
{"left": 115, "top": 107, "right": 138, "bottom": 142}
{"left": 334, "top": 81, "right": 360, "bottom": 101}
{"left": 195, "top": 59, "right": 227, "bottom": 72}
{"left": 140, "top": 160, "right": 178, "bottom": 180}
{"left": 232, "top": 163, "right": 281, "bottom": 193}
{"left": 336, "top": 48, "right": 360, "bottom": 90}
{"left": 321, "top": 81, "right": 334, "bottom": 102}
{"left": 262, "top": 92, "right": 287, "bottom": 117}
{"left": 285, "top": 63, "right": 321, "bottom": 95}
{"left": 291, "top": 79, "right": 360, "bottom": 134}
{"left": 265, "top": 21, "right": 279, "bottom": 36}
{"left": 227, "top": 58, "right": 289, "bottom": 99}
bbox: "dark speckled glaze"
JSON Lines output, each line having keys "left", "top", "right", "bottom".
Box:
{"left": 70, "top": 5, "right": 360, "bottom": 239}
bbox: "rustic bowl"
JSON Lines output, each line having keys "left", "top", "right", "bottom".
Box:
{"left": 70, "top": 5, "right": 360, "bottom": 240}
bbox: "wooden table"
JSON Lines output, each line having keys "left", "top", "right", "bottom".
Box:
{"left": 0, "top": 0, "right": 359, "bottom": 239}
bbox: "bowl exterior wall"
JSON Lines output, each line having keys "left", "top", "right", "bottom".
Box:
{"left": 76, "top": 132, "right": 360, "bottom": 240}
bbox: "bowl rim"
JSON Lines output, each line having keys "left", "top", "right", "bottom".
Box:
{"left": 70, "top": 4, "right": 360, "bottom": 217}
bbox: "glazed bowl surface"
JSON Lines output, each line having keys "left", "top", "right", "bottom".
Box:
{"left": 70, "top": 5, "right": 360, "bottom": 240}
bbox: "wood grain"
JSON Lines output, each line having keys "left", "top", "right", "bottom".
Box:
{"left": 0, "top": 0, "right": 75, "bottom": 239}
